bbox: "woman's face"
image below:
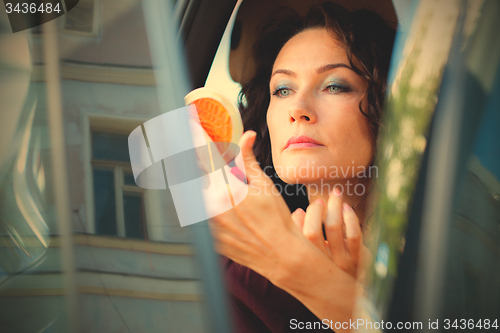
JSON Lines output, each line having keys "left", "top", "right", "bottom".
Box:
{"left": 267, "top": 28, "right": 372, "bottom": 185}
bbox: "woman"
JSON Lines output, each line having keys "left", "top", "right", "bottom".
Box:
{"left": 210, "top": 2, "right": 395, "bottom": 332}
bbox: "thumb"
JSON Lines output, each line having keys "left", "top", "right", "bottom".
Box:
{"left": 237, "top": 130, "right": 273, "bottom": 188}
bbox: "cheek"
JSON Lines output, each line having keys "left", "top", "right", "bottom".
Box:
{"left": 266, "top": 102, "right": 280, "bottom": 128}
{"left": 357, "top": 97, "right": 374, "bottom": 149}
{"left": 266, "top": 106, "right": 291, "bottom": 170}
{"left": 266, "top": 106, "right": 281, "bottom": 145}
{"left": 266, "top": 108, "right": 279, "bottom": 160}
{"left": 346, "top": 114, "right": 374, "bottom": 164}
{"left": 324, "top": 99, "right": 373, "bottom": 162}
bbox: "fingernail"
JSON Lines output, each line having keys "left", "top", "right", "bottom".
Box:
{"left": 294, "top": 208, "right": 305, "bottom": 214}
{"left": 315, "top": 199, "right": 325, "bottom": 205}
{"left": 343, "top": 202, "right": 352, "bottom": 212}
{"left": 332, "top": 187, "right": 342, "bottom": 196}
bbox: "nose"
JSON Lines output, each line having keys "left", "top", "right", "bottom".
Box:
{"left": 288, "top": 92, "right": 317, "bottom": 124}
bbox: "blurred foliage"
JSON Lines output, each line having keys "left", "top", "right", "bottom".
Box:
{"left": 365, "top": 0, "right": 462, "bottom": 313}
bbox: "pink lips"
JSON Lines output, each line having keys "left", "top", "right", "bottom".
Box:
{"left": 284, "top": 135, "right": 323, "bottom": 150}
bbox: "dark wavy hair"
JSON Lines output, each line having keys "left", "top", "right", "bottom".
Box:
{"left": 239, "top": 1, "right": 395, "bottom": 176}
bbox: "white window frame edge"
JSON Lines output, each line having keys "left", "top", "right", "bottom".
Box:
{"left": 32, "top": 63, "right": 155, "bottom": 86}
{"left": 83, "top": 113, "right": 155, "bottom": 236}
{"left": 114, "top": 165, "right": 126, "bottom": 237}
{"left": 82, "top": 115, "right": 95, "bottom": 234}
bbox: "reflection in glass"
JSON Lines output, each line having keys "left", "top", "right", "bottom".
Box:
{"left": 93, "top": 168, "right": 117, "bottom": 236}
{"left": 366, "top": 0, "right": 463, "bottom": 313}
{"left": 1, "top": 0, "right": 222, "bottom": 331}
{"left": 63, "top": 0, "right": 96, "bottom": 34}
{"left": 123, "top": 193, "right": 146, "bottom": 239}
{"left": 92, "top": 132, "right": 130, "bottom": 163}
{"left": 442, "top": 55, "right": 500, "bottom": 321}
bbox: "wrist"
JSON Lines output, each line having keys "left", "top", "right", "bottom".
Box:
{"left": 269, "top": 234, "right": 359, "bottom": 330}
{"left": 267, "top": 231, "right": 329, "bottom": 295}
{"left": 269, "top": 232, "right": 310, "bottom": 289}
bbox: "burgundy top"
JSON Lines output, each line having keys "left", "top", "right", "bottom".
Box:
{"left": 221, "top": 255, "right": 331, "bottom": 332}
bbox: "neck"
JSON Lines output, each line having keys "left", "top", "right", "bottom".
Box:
{"left": 306, "top": 178, "right": 371, "bottom": 221}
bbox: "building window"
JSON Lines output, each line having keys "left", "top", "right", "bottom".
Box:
{"left": 63, "top": 0, "right": 98, "bottom": 36}
{"left": 91, "top": 131, "right": 147, "bottom": 239}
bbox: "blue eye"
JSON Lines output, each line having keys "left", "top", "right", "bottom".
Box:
{"left": 325, "top": 83, "right": 351, "bottom": 94}
{"left": 327, "top": 85, "right": 341, "bottom": 93}
{"left": 272, "top": 87, "right": 292, "bottom": 98}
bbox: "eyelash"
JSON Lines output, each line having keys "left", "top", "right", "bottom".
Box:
{"left": 271, "top": 83, "right": 351, "bottom": 98}
{"left": 325, "top": 83, "right": 351, "bottom": 94}
{"left": 272, "top": 87, "right": 292, "bottom": 98}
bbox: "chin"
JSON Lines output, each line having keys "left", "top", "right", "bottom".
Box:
{"left": 280, "top": 175, "right": 321, "bottom": 185}
{"left": 273, "top": 159, "right": 331, "bottom": 185}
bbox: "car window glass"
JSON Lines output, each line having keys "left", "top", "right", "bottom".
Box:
{"left": 0, "top": 1, "right": 228, "bottom": 332}
{"left": 365, "top": 0, "right": 463, "bottom": 313}
{"left": 440, "top": 1, "right": 500, "bottom": 318}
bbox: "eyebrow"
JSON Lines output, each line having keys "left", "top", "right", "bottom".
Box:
{"left": 317, "top": 63, "right": 353, "bottom": 73}
{"left": 271, "top": 63, "right": 354, "bottom": 78}
{"left": 271, "top": 69, "right": 296, "bottom": 78}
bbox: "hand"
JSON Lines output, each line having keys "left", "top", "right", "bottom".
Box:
{"left": 290, "top": 188, "right": 368, "bottom": 279}
{"left": 208, "top": 130, "right": 303, "bottom": 282}
{"left": 209, "top": 132, "right": 363, "bottom": 331}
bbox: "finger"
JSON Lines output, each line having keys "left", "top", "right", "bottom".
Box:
{"left": 343, "top": 202, "right": 362, "bottom": 264}
{"left": 357, "top": 244, "right": 372, "bottom": 283}
{"left": 323, "top": 240, "right": 331, "bottom": 255}
{"left": 324, "top": 187, "right": 347, "bottom": 260}
{"left": 237, "top": 131, "right": 274, "bottom": 189}
{"left": 291, "top": 208, "right": 306, "bottom": 231}
{"left": 302, "top": 200, "right": 327, "bottom": 253}
{"left": 234, "top": 144, "right": 245, "bottom": 173}
{"left": 360, "top": 244, "right": 372, "bottom": 267}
